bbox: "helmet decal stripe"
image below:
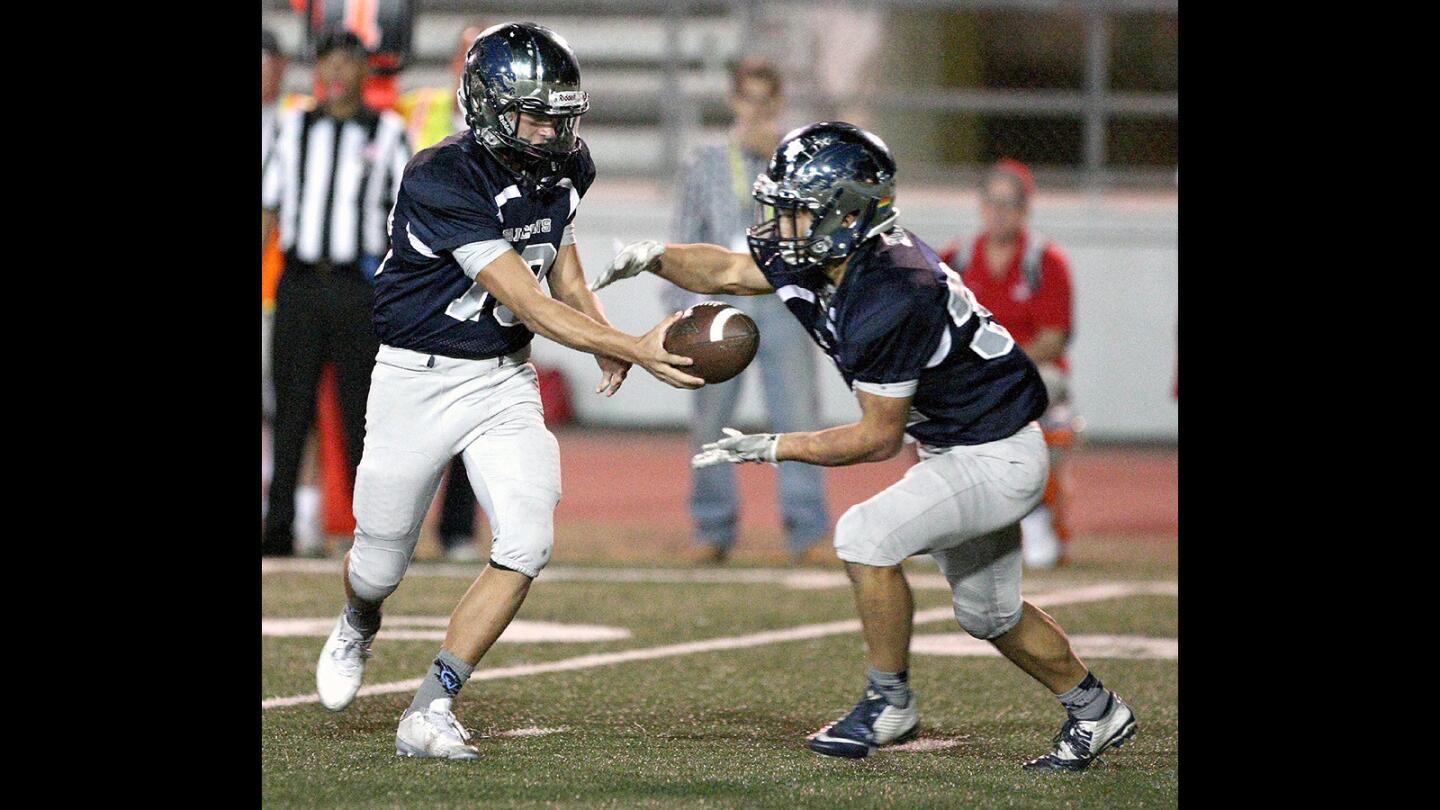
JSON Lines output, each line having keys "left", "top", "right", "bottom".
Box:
{"left": 747, "top": 122, "right": 898, "bottom": 276}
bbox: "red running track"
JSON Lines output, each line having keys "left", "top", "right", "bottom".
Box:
{"left": 552, "top": 429, "right": 1176, "bottom": 538}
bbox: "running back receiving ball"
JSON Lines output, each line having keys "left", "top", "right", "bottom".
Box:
{"left": 591, "top": 122, "right": 1137, "bottom": 770}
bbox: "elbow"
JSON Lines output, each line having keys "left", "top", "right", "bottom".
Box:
{"left": 862, "top": 433, "right": 906, "bottom": 463}
{"left": 719, "top": 274, "right": 764, "bottom": 296}
{"left": 717, "top": 256, "right": 758, "bottom": 295}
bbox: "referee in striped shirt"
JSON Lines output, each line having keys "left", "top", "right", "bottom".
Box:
{"left": 261, "top": 28, "right": 411, "bottom": 557}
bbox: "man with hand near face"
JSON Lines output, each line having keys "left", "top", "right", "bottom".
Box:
{"left": 669, "top": 57, "right": 831, "bottom": 566}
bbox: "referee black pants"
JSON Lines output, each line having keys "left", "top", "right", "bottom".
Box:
{"left": 262, "top": 262, "right": 378, "bottom": 554}
{"left": 439, "top": 456, "right": 478, "bottom": 548}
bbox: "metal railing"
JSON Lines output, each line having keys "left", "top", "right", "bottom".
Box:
{"left": 262, "top": 0, "right": 1178, "bottom": 188}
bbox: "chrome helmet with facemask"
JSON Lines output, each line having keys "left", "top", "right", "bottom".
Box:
{"left": 747, "top": 122, "right": 898, "bottom": 286}
{"left": 457, "top": 22, "right": 590, "bottom": 191}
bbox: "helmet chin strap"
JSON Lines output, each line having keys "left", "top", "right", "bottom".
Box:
{"left": 862, "top": 210, "right": 898, "bottom": 240}
{"left": 478, "top": 125, "right": 567, "bottom": 190}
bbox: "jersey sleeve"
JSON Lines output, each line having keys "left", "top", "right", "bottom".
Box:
{"left": 400, "top": 160, "right": 503, "bottom": 254}
{"left": 847, "top": 279, "right": 947, "bottom": 398}
{"left": 453, "top": 239, "right": 516, "bottom": 281}
{"left": 1031, "top": 244, "right": 1074, "bottom": 333}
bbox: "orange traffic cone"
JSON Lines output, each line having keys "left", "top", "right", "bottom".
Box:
{"left": 316, "top": 366, "right": 356, "bottom": 536}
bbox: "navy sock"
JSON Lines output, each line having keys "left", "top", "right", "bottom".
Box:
{"left": 344, "top": 603, "right": 382, "bottom": 636}
{"left": 1056, "top": 671, "right": 1112, "bottom": 721}
{"left": 867, "top": 667, "right": 912, "bottom": 708}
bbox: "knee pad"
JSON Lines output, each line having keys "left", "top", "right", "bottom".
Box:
{"left": 833, "top": 502, "right": 904, "bottom": 567}
{"left": 348, "top": 450, "right": 438, "bottom": 603}
{"left": 348, "top": 516, "right": 419, "bottom": 603}
{"left": 347, "top": 535, "right": 412, "bottom": 603}
{"left": 951, "top": 588, "right": 1023, "bottom": 640}
{"left": 487, "top": 492, "right": 558, "bottom": 579}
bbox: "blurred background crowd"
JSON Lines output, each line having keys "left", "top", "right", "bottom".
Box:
{"left": 260, "top": 0, "right": 1177, "bottom": 568}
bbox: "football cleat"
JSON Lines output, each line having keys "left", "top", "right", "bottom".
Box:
{"left": 396, "top": 698, "right": 481, "bottom": 760}
{"left": 807, "top": 686, "right": 919, "bottom": 759}
{"left": 1023, "top": 693, "right": 1137, "bottom": 771}
{"left": 315, "top": 612, "right": 375, "bottom": 712}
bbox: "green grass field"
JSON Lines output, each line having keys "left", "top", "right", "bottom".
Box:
{"left": 262, "top": 538, "right": 1177, "bottom": 808}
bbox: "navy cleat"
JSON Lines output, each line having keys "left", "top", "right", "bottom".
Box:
{"left": 1023, "top": 693, "right": 1137, "bottom": 771}
{"left": 807, "top": 685, "right": 919, "bottom": 759}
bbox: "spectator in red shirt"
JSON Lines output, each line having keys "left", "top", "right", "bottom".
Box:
{"left": 940, "top": 159, "right": 1078, "bottom": 569}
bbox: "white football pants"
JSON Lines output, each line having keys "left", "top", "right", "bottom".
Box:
{"left": 833, "top": 422, "right": 1048, "bottom": 639}
{"left": 347, "top": 344, "right": 561, "bottom": 603}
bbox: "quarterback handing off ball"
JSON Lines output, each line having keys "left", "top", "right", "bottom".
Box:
{"left": 663, "top": 302, "right": 759, "bottom": 384}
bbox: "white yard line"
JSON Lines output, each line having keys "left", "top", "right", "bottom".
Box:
{"left": 262, "top": 558, "right": 1166, "bottom": 593}
{"left": 264, "top": 557, "right": 847, "bottom": 584}
{"left": 262, "top": 617, "right": 632, "bottom": 643}
{"left": 912, "top": 633, "right": 1178, "bottom": 660}
{"left": 262, "top": 580, "right": 1176, "bottom": 710}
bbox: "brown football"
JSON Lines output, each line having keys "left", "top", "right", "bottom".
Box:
{"left": 663, "top": 302, "right": 760, "bottom": 384}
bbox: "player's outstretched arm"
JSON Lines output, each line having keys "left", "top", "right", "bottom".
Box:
{"left": 472, "top": 249, "right": 704, "bottom": 389}
{"left": 693, "top": 390, "right": 911, "bottom": 469}
{"left": 591, "top": 241, "right": 773, "bottom": 296}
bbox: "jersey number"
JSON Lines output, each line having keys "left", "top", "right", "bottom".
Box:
{"left": 444, "top": 243, "right": 558, "bottom": 326}
{"left": 939, "top": 264, "right": 1016, "bottom": 360}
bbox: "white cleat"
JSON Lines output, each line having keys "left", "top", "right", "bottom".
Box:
{"left": 315, "top": 613, "right": 375, "bottom": 712}
{"left": 873, "top": 697, "right": 920, "bottom": 745}
{"left": 396, "top": 698, "right": 481, "bottom": 760}
{"left": 1023, "top": 693, "right": 1138, "bottom": 771}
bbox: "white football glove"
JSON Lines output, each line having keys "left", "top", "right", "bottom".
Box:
{"left": 591, "top": 240, "right": 665, "bottom": 291}
{"left": 691, "top": 427, "right": 780, "bottom": 468}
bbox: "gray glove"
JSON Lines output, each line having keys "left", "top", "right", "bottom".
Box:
{"left": 591, "top": 240, "right": 665, "bottom": 291}
{"left": 691, "top": 427, "right": 780, "bottom": 468}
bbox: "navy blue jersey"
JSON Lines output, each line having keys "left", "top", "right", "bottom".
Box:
{"left": 765, "top": 226, "right": 1047, "bottom": 447}
{"left": 372, "top": 133, "right": 596, "bottom": 359}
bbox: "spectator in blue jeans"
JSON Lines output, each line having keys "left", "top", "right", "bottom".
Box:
{"left": 669, "top": 57, "right": 830, "bottom": 565}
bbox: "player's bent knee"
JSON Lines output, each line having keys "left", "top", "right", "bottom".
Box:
{"left": 346, "top": 448, "right": 440, "bottom": 602}
{"left": 952, "top": 597, "right": 1023, "bottom": 640}
{"left": 833, "top": 503, "right": 906, "bottom": 568}
{"left": 347, "top": 535, "right": 413, "bottom": 603}
{"left": 488, "top": 493, "right": 557, "bottom": 579}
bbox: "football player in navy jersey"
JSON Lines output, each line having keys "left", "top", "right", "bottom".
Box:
{"left": 313, "top": 23, "right": 703, "bottom": 760}
{"left": 594, "top": 122, "right": 1136, "bottom": 769}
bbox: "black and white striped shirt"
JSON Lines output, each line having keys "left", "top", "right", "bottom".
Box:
{"left": 262, "top": 107, "right": 411, "bottom": 265}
